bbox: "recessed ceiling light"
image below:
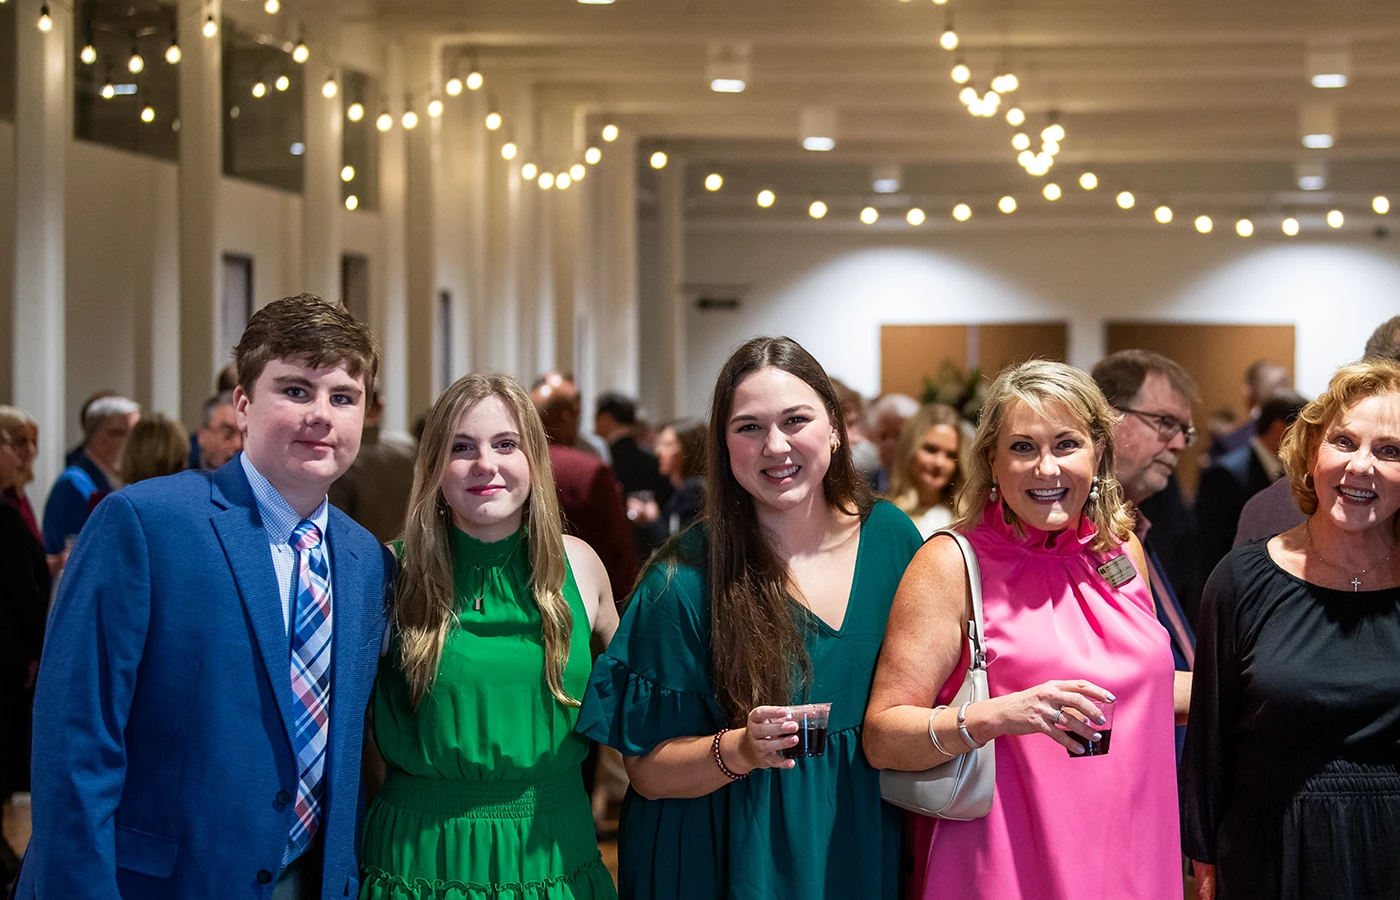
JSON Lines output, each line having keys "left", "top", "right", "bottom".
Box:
{"left": 803, "top": 137, "right": 835, "bottom": 152}
{"left": 1311, "top": 74, "right": 1347, "bottom": 89}
{"left": 1298, "top": 175, "right": 1326, "bottom": 191}
{"left": 1302, "top": 134, "right": 1334, "bottom": 149}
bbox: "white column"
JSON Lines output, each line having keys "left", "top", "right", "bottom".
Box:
{"left": 13, "top": 0, "right": 71, "bottom": 501}
{"left": 300, "top": 13, "right": 343, "bottom": 299}
{"left": 176, "top": 0, "right": 222, "bottom": 429}
{"left": 434, "top": 50, "right": 473, "bottom": 383}
{"left": 481, "top": 81, "right": 521, "bottom": 376}
{"left": 591, "top": 132, "right": 639, "bottom": 400}
{"left": 403, "top": 43, "right": 438, "bottom": 415}
{"left": 648, "top": 157, "right": 687, "bottom": 420}
{"left": 376, "top": 45, "right": 409, "bottom": 432}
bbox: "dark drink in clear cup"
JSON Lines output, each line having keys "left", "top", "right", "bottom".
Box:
{"left": 779, "top": 703, "right": 832, "bottom": 759}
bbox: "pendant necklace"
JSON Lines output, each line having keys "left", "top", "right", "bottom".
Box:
{"left": 465, "top": 539, "right": 521, "bottom": 613}
{"left": 1306, "top": 522, "right": 1396, "bottom": 592}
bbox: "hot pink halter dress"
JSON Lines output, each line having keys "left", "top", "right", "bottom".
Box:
{"left": 912, "top": 500, "right": 1181, "bottom": 900}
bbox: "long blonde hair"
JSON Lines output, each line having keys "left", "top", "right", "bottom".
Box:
{"left": 887, "top": 403, "right": 965, "bottom": 513}
{"left": 395, "top": 373, "right": 576, "bottom": 708}
{"left": 953, "top": 359, "right": 1134, "bottom": 552}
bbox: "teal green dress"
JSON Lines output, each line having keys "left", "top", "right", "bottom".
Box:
{"left": 576, "top": 501, "right": 923, "bottom": 900}
{"left": 360, "top": 528, "right": 616, "bottom": 900}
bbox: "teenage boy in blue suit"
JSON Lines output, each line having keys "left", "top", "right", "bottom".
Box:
{"left": 16, "top": 294, "right": 394, "bottom": 900}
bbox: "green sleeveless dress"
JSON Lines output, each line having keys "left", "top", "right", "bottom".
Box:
{"left": 360, "top": 527, "right": 616, "bottom": 900}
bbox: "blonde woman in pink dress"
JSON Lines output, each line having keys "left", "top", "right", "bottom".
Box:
{"left": 865, "top": 360, "right": 1185, "bottom": 900}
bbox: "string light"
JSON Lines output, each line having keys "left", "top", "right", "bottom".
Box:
{"left": 485, "top": 111, "right": 502, "bottom": 130}
{"left": 1017, "top": 150, "right": 1035, "bottom": 168}
{"left": 538, "top": 172, "right": 555, "bottom": 190}
{"left": 556, "top": 173, "right": 572, "bottom": 190}
{"left": 101, "top": 78, "right": 115, "bottom": 99}
{"left": 445, "top": 76, "right": 463, "bottom": 96}
{"left": 993, "top": 73, "right": 1019, "bottom": 92}
{"left": 907, "top": 207, "right": 927, "bottom": 225}
{"left": 1282, "top": 217, "right": 1300, "bottom": 236}
{"left": 940, "top": 25, "right": 959, "bottom": 50}
{"left": 129, "top": 47, "right": 145, "bottom": 74}
{"left": 1154, "top": 206, "right": 1173, "bottom": 224}
{"left": 1042, "top": 123, "right": 1066, "bottom": 143}
{"left": 1195, "top": 215, "right": 1213, "bottom": 234}
{"left": 998, "top": 196, "right": 1017, "bottom": 214}
{"left": 501, "top": 141, "right": 518, "bottom": 160}
{"left": 585, "top": 147, "right": 602, "bottom": 165}
{"left": 1042, "top": 140, "right": 1060, "bottom": 156}
{"left": 292, "top": 42, "right": 309, "bottom": 64}
{"left": 1012, "top": 133, "right": 1030, "bottom": 151}
{"left": 203, "top": 15, "right": 218, "bottom": 38}
{"left": 958, "top": 86, "right": 978, "bottom": 105}
{"left": 275, "top": 75, "right": 290, "bottom": 92}
{"left": 860, "top": 206, "right": 879, "bottom": 224}
{"left": 1079, "top": 172, "right": 1098, "bottom": 190}
{"left": 140, "top": 105, "right": 155, "bottom": 123}
{"left": 1043, "top": 183, "right": 1061, "bottom": 201}
{"left": 757, "top": 189, "right": 776, "bottom": 208}
{"left": 428, "top": 98, "right": 444, "bottom": 118}
{"left": 264, "top": 0, "right": 280, "bottom": 13}
{"left": 466, "top": 69, "right": 484, "bottom": 91}
{"left": 376, "top": 112, "right": 393, "bottom": 132}
{"left": 650, "top": 151, "right": 668, "bottom": 169}
{"left": 1374, "top": 196, "right": 1390, "bottom": 214}
{"left": 809, "top": 200, "right": 828, "bottom": 219}
{"left": 345, "top": 195, "right": 359, "bottom": 211}
{"left": 951, "top": 203, "right": 971, "bottom": 222}
{"left": 602, "top": 124, "right": 619, "bottom": 142}
{"left": 1006, "top": 108, "right": 1025, "bottom": 127}
{"left": 81, "top": 43, "right": 97, "bottom": 65}
{"left": 1116, "top": 191, "right": 1135, "bottom": 209}
{"left": 322, "top": 76, "right": 337, "bottom": 98}
{"left": 521, "top": 163, "right": 538, "bottom": 180}
{"left": 37, "top": 5, "right": 52, "bottom": 32}
{"left": 341, "top": 165, "right": 355, "bottom": 182}
{"left": 252, "top": 81, "right": 267, "bottom": 98}
{"left": 1328, "top": 209, "right": 1344, "bottom": 228}
{"left": 705, "top": 173, "right": 723, "bottom": 191}
{"left": 347, "top": 102, "right": 364, "bottom": 122}
{"left": 166, "top": 40, "right": 181, "bottom": 65}
{"left": 402, "top": 109, "right": 418, "bottom": 129}
{"left": 1236, "top": 218, "right": 1254, "bottom": 237}
{"left": 570, "top": 163, "right": 586, "bottom": 180}
{"left": 951, "top": 63, "right": 970, "bottom": 84}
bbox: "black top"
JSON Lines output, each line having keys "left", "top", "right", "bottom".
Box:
{"left": 0, "top": 501, "right": 48, "bottom": 665}
{"left": 1180, "top": 539, "right": 1400, "bottom": 900}
{"left": 608, "top": 436, "right": 673, "bottom": 506}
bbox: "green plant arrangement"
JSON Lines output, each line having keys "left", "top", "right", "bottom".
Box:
{"left": 921, "top": 361, "right": 986, "bottom": 423}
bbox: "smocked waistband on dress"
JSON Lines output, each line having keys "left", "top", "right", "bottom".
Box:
{"left": 376, "top": 770, "right": 585, "bottom": 819}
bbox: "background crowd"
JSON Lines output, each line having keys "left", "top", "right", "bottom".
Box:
{"left": 2, "top": 308, "right": 1398, "bottom": 900}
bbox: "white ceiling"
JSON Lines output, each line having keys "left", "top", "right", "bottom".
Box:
{"left": 353, "top": 0, "right": 1400, "bottom": 226}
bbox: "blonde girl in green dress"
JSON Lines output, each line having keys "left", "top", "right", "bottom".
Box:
{"left": 360, "top": 372, "right": 618, "bottom": 900}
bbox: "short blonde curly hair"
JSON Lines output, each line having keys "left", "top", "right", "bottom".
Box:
{"left": 953, "top": 359, "right": 1135, "bottom": 552}
{"left": 1280, "top": 357, "right": 1400, "bottom": 537}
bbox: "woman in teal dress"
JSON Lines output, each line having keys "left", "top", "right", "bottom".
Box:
{"left": 360, "top": 372, "right": 619, "bottom": 900}
{"left": 577, "top": 337, "right": 923, "bottom": 899}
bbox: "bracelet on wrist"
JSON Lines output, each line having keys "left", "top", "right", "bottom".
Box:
{"left": 927, "top": 705, "right": 954, "bottom": 757}
{"left": 712, "top": 728, "right": 748, "bottom": 781}
{"left": 957, "top": 700, "right": 987, "bottom": 750}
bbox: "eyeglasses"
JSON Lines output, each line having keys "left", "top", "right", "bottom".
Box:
{"left": 1115, "top": 407, "right": 1198, "bottom": 447}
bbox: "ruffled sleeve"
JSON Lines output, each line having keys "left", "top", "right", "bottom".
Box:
{"left": 575, "top": 558, "right": 724, "bottom": 755}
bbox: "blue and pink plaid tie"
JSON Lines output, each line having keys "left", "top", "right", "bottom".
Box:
{"left": 288, "top": 520, "right": 332, "bottom": 858}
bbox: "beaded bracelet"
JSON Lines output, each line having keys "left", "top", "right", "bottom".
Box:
{"left": 712, "top": 728, "right": 747, "bottom": 781}
{"left": 928, "top": 705, "right": 954, "bottom": 757}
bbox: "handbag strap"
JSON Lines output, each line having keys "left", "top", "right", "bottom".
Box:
{"left": 932, "top": 529, "right": 986, "bottom": 673}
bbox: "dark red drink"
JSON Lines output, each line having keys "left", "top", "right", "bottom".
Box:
{"left": 781, "top": 724, "right": 828, "bottom": 759}
{"left": 1065, "top": 727, "right": 1112, "bottom": 757}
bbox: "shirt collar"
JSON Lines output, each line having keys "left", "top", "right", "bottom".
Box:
{"left": 239, "top": 453, "right": 329, "bottom": 545}
{"left": 1131, "top": 502, "right": 1152, "bottom": 543}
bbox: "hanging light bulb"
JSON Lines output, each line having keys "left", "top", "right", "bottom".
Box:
{"left": 466, "top": 69, "right": 484, "bottom": 91}
{"left": 1155, "top": 206, "right": 1173, "bottom": 224}
{"left": 951, "top": 203, "right": 972, "bottom": 222}
{"left": 585, "top": 147, "right": 602, "bottom": 165}
{"left": 705, "top": 173, "right": 723, "bottom": 191}
{"left": 341, "top": 165, "right": 355, "bottom": 182}
{"left": 1006, "top": 108, "right": 1025, "bottom": 127}
{"left": 345, "top": 195, "right": 359, "bottom": 211}
{"left": 322, "top": 76, "right": 338, "bottom": 98}
{"left": 570, "top": 163, "right": 586, "bottom": 180}
{"left": 347, "top": 102, "right": 364, "bottom": 122}
{"left": 997, "top": 73, "right": 1019, "bottom": 92}
{"left": 757, "top": 189, "right": 776, "bottom": 208}
{"left": 998, "top": 196, "right": 1017, "bottom": 214}
{"left": 958, "top": 86, "right": 978, "bottom": 105}
{"left": 808, "top": 200, "right": 828, "bottom": 219}
{"left": 538, "top": 172, "right": 555, "bottom": 190}
{"left": 1043, "top": 183, "right": 1062, "bottom": 201}
{"left": 940, "top": 26, "right": 959, "bottom": 50}
{"left": 1327, "top": 209, "right": 1344, "bottom": 228}
{"left": 1195, "top": 215, "right": 1213, "bottom": 234}
{"left": 521, "top": 163, "right": 538, "bottom": 181}
{"left": 907, "top": 207, "right": 927, "bottom": 225}
{"left": 1042, "top": 123, "right": 1066, "bottom": 143}
{"left": 556, "top": 173, "right": 572, "bottom": 190}
{"left": 402, "top": 109, "right": 418, "bottom": 129}
{"left": 1236, "top": 218, "right": 1254, "bottom": 237}
{"left": 427, "top": 98, "right": 444, "bottom": 118}
{"left": 951, "top": 63, "right": 970, "bottom": 84}
{"left": 1079, "top": 172, "right": 1098, "bottom": 190}
{"left": 264, "top": 0, "right": 280, "bottom": 13}
{"left": 501, "top": 141, "right": 518, "bottom": 160}
{"left": 141, "top": 105, "right": 155, "bottom": 122}
{"left": 166, "top": 41, "right": 181, "bottom": 65}
{"left": 203, "top": 15, "right": 218, "bottom": 38}
{"left": 650, "top": 151, "right": 668, "bottom": 169}
{"left": 129, "top": 46, "right": 145, "bottom": 74}
{"left": 251, "top": 81, "right": 267, "bottom": 98}
{"left": 275, "top": 75, "right": 290, "bottom": 92}
{"left": 1017, "top": 149, "right": 1036, "bottom": 168}
{"left": 376, "top": 112, "right": 393, "bottom": 132}
{"left": 860, "top": 206, "right": 879, "bottom": 225}
{"left": 1282, "top": 217, "right": 1300, "bottom": 236}
{"left": 37, "top": 5, "right": 52, "bottom": 32}
{"left": 1374, "top": 196, "right": 1391, "bottom": 214}
{"left": 445, "top": 76, "right": 463, "bottom": 97}
{"left": 81, "top": 43, "right": 98, "bottom": 65}
{"left": 1116, "top": 191, "right": 1135, "bottom": 209}
{"left": 101, "top": 78, "right": 116, "bottom": 99}
{"left": 485, "top": 111, "right": 502, "bottom": 131}
{"left": 292, "top": 42, "right": 309, "bottom": 64}
{"left": 1012, "top": 133, "right": 1030, "bottom": 151}
{"left": 602, "top": 124, "right": 619, "bottom": 142}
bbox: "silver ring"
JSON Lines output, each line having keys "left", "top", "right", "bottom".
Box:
{"left": 1051, "top": 708, "right": 1064, "bottom": 726}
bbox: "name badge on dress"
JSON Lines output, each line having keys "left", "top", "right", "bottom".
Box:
{"left": 1097, "top": 554, "right": 1137, "bottom": 588}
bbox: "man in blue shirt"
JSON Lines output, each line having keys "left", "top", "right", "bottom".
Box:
{"left": 41, "top": 394, "right": 139, "bottom": 557}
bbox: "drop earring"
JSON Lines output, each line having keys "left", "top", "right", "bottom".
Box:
{"left": 1088, "top": 475, "right": 1101, "bottom": 502}
{"left": 989, "top": 482, "right": 1000, "bottom": 503}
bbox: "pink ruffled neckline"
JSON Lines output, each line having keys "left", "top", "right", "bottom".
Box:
{"left": 982, "top": 496, "right": 1099, "bottom": 556}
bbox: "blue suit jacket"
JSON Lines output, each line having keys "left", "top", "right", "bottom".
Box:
{"left": 16, "top": 459, "right": 393, "bottom": 899}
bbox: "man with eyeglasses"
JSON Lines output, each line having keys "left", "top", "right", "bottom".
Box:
{"left": 1093, "top": 350, "right": 1200, "bottom": 758}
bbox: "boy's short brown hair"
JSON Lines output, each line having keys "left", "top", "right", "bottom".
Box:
{"left": 234, "top": 293, "right": 379, "bottom": 398}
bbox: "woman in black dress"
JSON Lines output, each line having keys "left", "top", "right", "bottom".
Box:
{"left": 1181, "top": 358, "right": 1400, "bottom": 900}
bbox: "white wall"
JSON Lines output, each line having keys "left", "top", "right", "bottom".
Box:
{"left": 679, "top": 223, "right": 1400, "bottom": 416}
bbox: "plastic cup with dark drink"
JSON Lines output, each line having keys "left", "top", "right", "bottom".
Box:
{"left": 779, "top": 702, "right": 831, "bottom": 759}
{"left": 1058, "top": 698, "right": 1116, "bottom": 757}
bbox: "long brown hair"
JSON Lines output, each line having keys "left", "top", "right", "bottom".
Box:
{"left": 395, "top": 373, "right": 576, "bottom": 708}
{"left": 704, "top": 336, "right": 871, "bottom": 725}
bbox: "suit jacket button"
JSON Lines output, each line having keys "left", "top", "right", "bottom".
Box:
{"left": 276, "top": 790, "right": 292, "bottom": 806}
{"left": 257, "top": 869, "right": 273, "bottom": 884}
